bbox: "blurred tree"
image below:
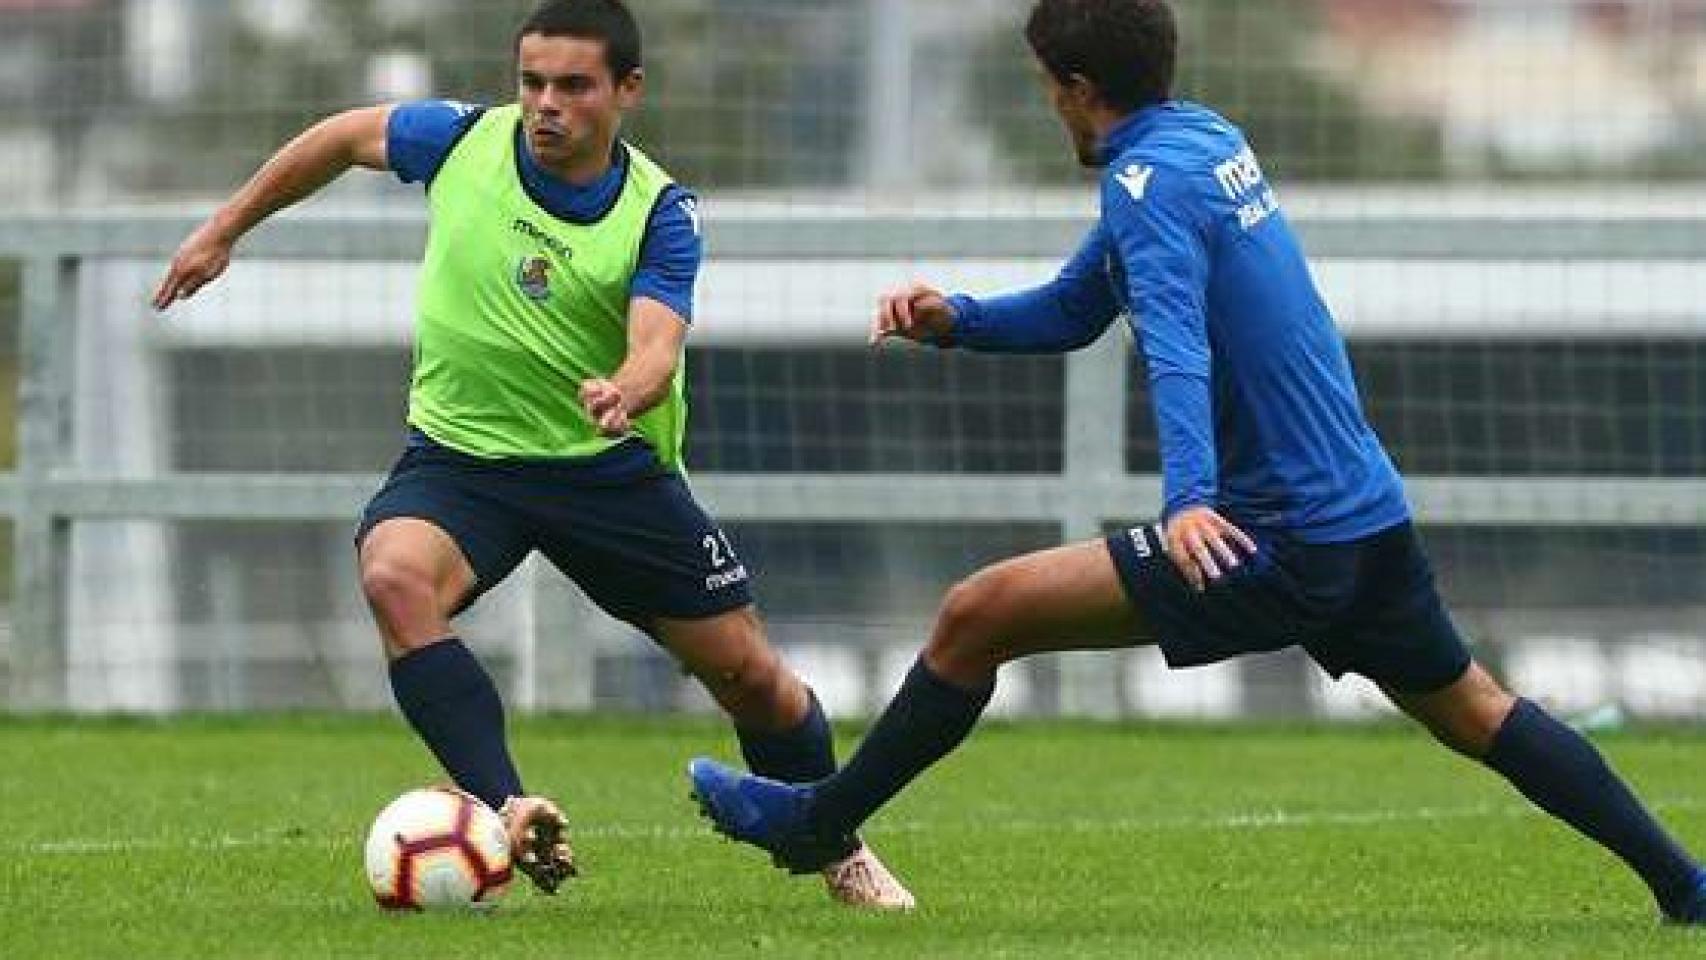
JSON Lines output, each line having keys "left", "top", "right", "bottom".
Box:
{"left": 116, "top": 0, "right": 859, "bottom": 195}
{"left": 623, "top": 0, "right": 862, "bottom": 188}
{"left": 0, "top": 0, "right": 124, "bottom": 199}
{"left": 120, "top": 1, "right": 391, "bottom": 194}
{"left": 968, "top": 0, "right": 1447, "bottom": 183}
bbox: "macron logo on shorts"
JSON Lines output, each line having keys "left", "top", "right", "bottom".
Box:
{"left": 1128, "top": 524, "right": 1163, "bottom": 560}
{"left": 705, "top": 564, "right": 748, "bottom": 592}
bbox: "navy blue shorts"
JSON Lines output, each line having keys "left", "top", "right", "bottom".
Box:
{"left": 355, "top": 438, "right": 753, "bottom": 626}
{"left": 1105, "top": 520, "right": 1470, "bottom": 693}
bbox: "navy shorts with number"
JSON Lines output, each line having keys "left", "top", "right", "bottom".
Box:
{"left": 1105, "top": 519, "right": 1470, "bottom": 693}
{"left": 355, "top": 437, "right": 752, "bottom": 626}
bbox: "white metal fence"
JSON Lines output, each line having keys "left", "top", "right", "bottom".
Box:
{"left": 3, "top": 198, "right": 1705, "bottom": 718}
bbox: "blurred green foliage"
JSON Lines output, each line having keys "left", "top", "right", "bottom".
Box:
{"left": 117, "top": 0, "right": 861, "bottom": 193}
{"left": 971, "top": 0, "right": 1447, "bottom": 183}
{"left": 23, "top": 0, "right": 1706, "bottom": 194}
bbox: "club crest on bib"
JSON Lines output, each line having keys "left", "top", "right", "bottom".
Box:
{"left": 515, "top": 255, "right": 552, "bottom": 301}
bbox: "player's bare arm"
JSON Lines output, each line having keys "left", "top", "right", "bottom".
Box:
{"left": 581, "top": 297, "right": 688, "bottom": 436}
{"left": 869, "top": 281, "right": 955, "bottom": 345}
{"left": 152, "top": 105, "right": 395, "bottom": 310}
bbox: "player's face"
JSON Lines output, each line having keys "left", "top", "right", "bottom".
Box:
{"left": 1034, "top": 58, "right": 1100, "bottom": 167}
{"left": 516, "top": 33, "right": 642, "bottom": 174}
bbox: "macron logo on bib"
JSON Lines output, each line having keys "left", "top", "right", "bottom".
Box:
{"left": 1115, "top": 163, "right": 1154, "bottom": 201}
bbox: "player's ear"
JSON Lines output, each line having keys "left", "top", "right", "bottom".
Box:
{"left": 1063, "top": 72, "right": 1099, "bottom": 112}
{"left": 616, "top": 67, "right": 644, "bottom": 108}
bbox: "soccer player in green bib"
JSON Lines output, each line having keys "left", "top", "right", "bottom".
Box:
{"left": 152, "top": 0, "right": 913, "bottom": 909}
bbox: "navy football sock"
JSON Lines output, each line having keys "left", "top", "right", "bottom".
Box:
{"left": 808, "top": 657, "right": 993, "bottom": 835}
{"left": 738, "top": 688, "right": 837, "bottom": 784}
{"left": 1484, "top": 697, "right": 1701, "bottom": 915}
{"left": 388, "top": 639, "right": 524, "bottom": 811}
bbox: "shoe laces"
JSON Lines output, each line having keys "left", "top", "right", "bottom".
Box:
{"left": 827, "top": 856, "right": 878, "bottom": 891}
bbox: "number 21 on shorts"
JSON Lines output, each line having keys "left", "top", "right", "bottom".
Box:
{"left": 702, "top": 531, "right": 738, "bottom": 569}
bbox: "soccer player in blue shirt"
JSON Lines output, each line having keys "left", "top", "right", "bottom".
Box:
{"left": 690, "top": 0, "right": 1706, "bottom": 922}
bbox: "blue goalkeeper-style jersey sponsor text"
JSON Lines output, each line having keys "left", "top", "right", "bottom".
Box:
{"left": 948, "top": 101, "right": 1407, "bottom": 542}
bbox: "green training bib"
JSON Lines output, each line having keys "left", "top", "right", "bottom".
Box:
{"left": 408, "top": 103, "right": 686, "bottom": 467}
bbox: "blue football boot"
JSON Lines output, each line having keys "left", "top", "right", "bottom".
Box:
{"left": 688, "top": 757, "right": 857, "bottom": 874}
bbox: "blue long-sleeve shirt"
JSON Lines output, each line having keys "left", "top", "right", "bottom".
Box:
{"left": 948, "top": 101, "right": 1408, "bottom": 543}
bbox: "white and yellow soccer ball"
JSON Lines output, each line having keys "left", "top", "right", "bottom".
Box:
{"left": 364, "top": 786, "right": 513, "bottom": 911}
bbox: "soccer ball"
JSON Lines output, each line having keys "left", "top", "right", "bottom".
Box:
{"left": 364, "top": 786, "right": 513, "bottom": 911}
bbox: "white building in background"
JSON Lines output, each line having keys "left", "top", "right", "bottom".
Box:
{"left": 1316, "top": 0, "right": 1706, "bottom": 173}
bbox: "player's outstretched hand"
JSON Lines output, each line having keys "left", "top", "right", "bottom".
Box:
{"left": 152, "top": 222, "right": 235, "bottom": 310}
{"left": 1164, "top": 506, "right": 1258, "bottom": 593}
{"left": 870, "top": 282, "right": 955, "bottom": 346}
{"left": 580, "top": 378, "right": 630, "bottom": 437}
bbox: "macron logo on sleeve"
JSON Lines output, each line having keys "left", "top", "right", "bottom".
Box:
{"left": 1115, "top": 163, "right": 1154, "bottom": 201}
{"left": 679, "top": 196, "right": 701, "bottom": 236}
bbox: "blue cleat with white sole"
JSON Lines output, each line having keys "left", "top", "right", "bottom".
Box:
{"left": 688, "top": 757, "right": 857, "bottom": 874}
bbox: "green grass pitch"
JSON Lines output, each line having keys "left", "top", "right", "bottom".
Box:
{"left": 3, "top": 715, "right": 1703, "bottom": 958}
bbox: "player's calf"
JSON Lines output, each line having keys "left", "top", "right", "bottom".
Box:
{"left": 657, "top": 608, "right": 806, "bottom": 733}
{"left": 703, "top": 653, "right": 804, "bottom": 733}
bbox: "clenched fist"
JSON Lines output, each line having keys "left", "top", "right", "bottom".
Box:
{"left": 580, "top": 378, "right": 630, "bottom": 437}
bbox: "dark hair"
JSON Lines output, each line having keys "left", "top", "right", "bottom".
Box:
{"left": 1025, "top": 0, "right": 1176, "bottom": 112}
{"left": 515, "top": 0, "right": 643, "bottom": 81}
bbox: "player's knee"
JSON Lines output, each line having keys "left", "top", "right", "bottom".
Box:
{"left": 359, "top": 558, "right": 440, "bottom": 627}
{"left": 723, "top": 654, "right": 782, "bottom": 703}
{"left": 1428, "top": 717, "right": 1496, "bottom": 758}
{"left": 1442, "top": 698, "right": 1515, "bottom": 757}
{"left": 929, "top": 574, "right": 1007, "bottom": 666}
{"left": 1406, "top": 667, "right": 1516, "bottom": 757}
{"left": 703, "top": 650, "right": 792, "bottom": 726}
